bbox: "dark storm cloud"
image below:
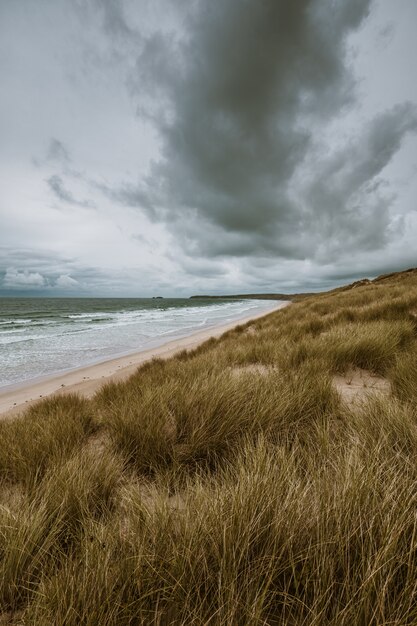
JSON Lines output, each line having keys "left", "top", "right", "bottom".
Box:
{"left": 1, "top": 0, "right": 416, "bottom": 296}
{"left": 96, "top": 179, "right": 158, "bottom": 218}
{"left": 118, "top": 0, "right": 417, "bottom": 262}
{"left": 298, "top": 102, "right": 417, "bottom": 257}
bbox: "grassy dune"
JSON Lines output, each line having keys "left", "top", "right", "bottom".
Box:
{"left": 1, "top": 270, "right": 417, "bottom": 625}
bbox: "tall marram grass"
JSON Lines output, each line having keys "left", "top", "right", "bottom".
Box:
{"left": 0, "top": 395, "right": 94, "bottom": 489}
{"left": 1, "top": 270, "right": 417, "bottom": 624}
{"left": 0, "top": 446, "right": 121, "bottom": 613}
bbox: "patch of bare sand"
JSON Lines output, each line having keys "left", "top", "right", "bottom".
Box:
{"left": 83, "top": 430, "right": 111, "bottom": 455}
{"left": 244, "top": 325, "right": 258, "bottom": 336}
{"left": 230, "top": 364, "right": 275, "bottom": 377}
{"left": 0, "top": 482, "right": 25, "bottom": 511}
{"left": 332, "top": 368, "right": 390, "bottom": 407}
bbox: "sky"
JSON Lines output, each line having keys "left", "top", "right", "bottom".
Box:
{"left": 1, "top": 0, "right": 416, "bottom": 297}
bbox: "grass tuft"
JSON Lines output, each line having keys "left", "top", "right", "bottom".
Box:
{"left": 0, "top": 395, "right": 94, "bottom": 489}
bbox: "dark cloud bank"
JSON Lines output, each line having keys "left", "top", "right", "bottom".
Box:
{"left": 119, "top": 0, "right": 416, "bottom": 265}
{"left": 1, "top": 0, "right": 417, "bottom": 295}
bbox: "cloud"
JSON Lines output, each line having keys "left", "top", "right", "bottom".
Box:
{"left": 95, "top": 0, "right": 139, "bottom": 42}
{"left": 0, "top": 248, "right": 98, "bottom": 293}
{"left": 46, "top": 174, "right": 95, "bottom": 208}
{"left": 96, "top": 178, "right": 158, "bottom": 218}
{"left": 32, "top": 138, "right": 72, "bottom": 169}
{"left": 293, "top": 101, "right": 417, "bottom": 260}
{"left": 55, "top": 274, "right": 79, "bottom": 288}
{"left": 0, "top": 244, "right": 181, "bottom": 296}
{"left": 47, "top": 138, "right": 71, "bottom": 164}
{"left": 108, "top": 0, "right": 416, "bottom": 266}
{"left": 1, "top": 0, "right": 416, "bottom": 296}
{"left": 47, "top": 174, "right": 76, "bottom": 203}
{"left": 3, "top": 267, "right": 46, "bottom": 288}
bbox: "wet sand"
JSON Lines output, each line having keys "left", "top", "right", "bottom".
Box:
{"left": 0, "top": 302, "right": 289, "bottom": 418}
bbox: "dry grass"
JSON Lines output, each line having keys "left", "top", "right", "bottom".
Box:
{"left": 0, "top": 395, "right": 95, "bottom": 489}
{"left": 1, "top": 270, "right": 417, "bottom": 624}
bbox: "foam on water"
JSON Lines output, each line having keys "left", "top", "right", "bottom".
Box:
{"left": 0, "top": 297, "right": 280, "bottom": 388}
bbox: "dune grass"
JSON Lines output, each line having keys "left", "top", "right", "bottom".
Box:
{"left": 0, "top": 395, "right": 95, "bottom": 489}
{"left": 1, "top": 270, "right": 417, "bottom": 624}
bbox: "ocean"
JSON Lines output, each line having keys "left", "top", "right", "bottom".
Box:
{"left": 0, "top": 297, "right": 279, "bottom": 388}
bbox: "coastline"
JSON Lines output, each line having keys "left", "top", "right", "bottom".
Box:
{"left": 0, "top": 301, "right": 289, "bottom": 418}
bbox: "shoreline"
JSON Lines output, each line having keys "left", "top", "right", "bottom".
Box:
{"left": 0, "top": 301, "right": 289, "bottom": 418}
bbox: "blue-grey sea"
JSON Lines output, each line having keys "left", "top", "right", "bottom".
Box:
{"left": 0, "top": 297, "right": 279, "bottom": 388}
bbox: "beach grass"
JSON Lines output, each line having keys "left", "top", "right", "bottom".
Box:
{"left": 1, "top": 269, "right": 417, "bottom": 624}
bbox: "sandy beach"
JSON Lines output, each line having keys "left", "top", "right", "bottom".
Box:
{"left": 0, "top": 301, "right": 288, "bottom": 418}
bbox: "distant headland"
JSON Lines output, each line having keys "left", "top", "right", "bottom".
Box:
{"left": 189, "top": 292, "right": 312, "bottom": 301}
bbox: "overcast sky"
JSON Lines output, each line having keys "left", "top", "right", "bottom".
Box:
{"left": 1, "top": 0, "right": 416, "bottom": 296}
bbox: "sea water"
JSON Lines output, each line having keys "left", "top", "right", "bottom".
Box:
{"left": 0, "top": 297, "right": 281, "bottom": 388}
